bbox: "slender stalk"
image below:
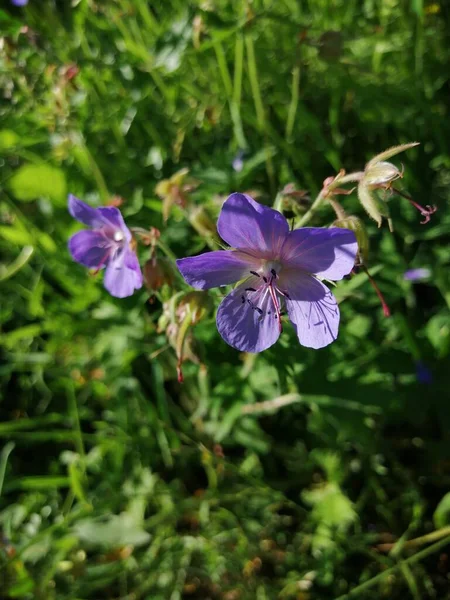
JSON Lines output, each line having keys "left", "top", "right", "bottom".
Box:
{"left": 296, "top": 171, "right": 364, "bottom": 226}
{"left": 377, "top": 525, "right": 450, "bottom": 553}
{"left": 333, "top": 534, "right": 450, "bottom": 600}
{"left": 285, "top": 63, "right": 300, "bottom": 141}
{"left": 296, "top": 190, "right": 326, "bottom": 226}
{"left": 245, "top": 33, "right": 275, "bottom": 191}
{"left": 0, "top": 443, "right": 15, "bottom": 498}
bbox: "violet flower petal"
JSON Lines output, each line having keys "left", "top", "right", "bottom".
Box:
{"left": 216, "top": 282, "right": 281, "bottom": 352}
{"left": 104, "top": 247, "right": 143, "bottom": 298}
{"left": 403, "top": 268, "right": 431, "bottom": 282}
{"left": 68, "top": 194, "right": 103, "bottom": 228}
{"left": 12, "top": 0, "right": 28, "bottom": 5}
{"left": 176, "top": 250, "right": 258, "bottom": 290}
{"left": 217, "top": 193, "right": 289, "bottom": 258}
{"left": 97, "top": 207, "right": 132, "bottom": 241}
{"left": 284, "top": 273, "right": 340, "bottom": 349}
{"left": 68, "top": 230, "right": 110, "bottom": 268}
{"left": 281, "top": 228, "right": 357, "bottom": 280}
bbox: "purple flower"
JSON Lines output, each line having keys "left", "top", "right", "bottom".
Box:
{"left": 68, "top": 194, "right": 143, "bottom": 298}
{"left": 176, "top": 193, "right": 357, "bottom": 352}
{"left": 403, "top": 268, "right": 431, "bottom": 282}
{"left": 11, "top": 0, "right": 28, "bottom": 5}
{"left": 415, "top": 360, "right": 433, "bottom": 385}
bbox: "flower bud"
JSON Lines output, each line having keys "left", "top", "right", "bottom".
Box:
{"left": 177, "top": 291, "right": 212, "bottom": 325}
{"left": 278, "top": 184, "right": 311, "bottom": 217}
{"left": 358, "top": 142, "right": 420, "bottom": 230}
{"left": 155, "top": 168, "right": 190, "bottom": 221}
{"left": 364, "top": 161, "right": 402, "bottom": 187}
{"left": 357, "top": 180, "right": 391, "bottom": 229}
{"left": 188, "top": 206, "right": 218, "bottom": 240}
{"left": 143, "top": 256, "right": 175, "bottom": 292}
{"left": 332, "top": 215, "right": 370, "bottom": 264}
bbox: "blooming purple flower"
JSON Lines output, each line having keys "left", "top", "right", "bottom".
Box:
{"left": 68, "top": 194, "right": 143, "bottom": 298}
{"left": 11, "top": 0, "right": 28, "bottom": 5}
{"left": 176, "top": 193, "right": 357, "bottom": 352}
{"left": 403, "top": 267, "right": 431, "bottom": 282}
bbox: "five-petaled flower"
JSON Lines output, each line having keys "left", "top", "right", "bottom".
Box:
{"left": 68, "top": 194, "right": 143, "bottom": 298}
{"left": 176, "top": 193, "right": 357, "bottom": 352}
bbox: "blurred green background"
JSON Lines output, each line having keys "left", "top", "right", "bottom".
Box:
{"left": 1, "top": 1, "right": 450, "bottom": 598}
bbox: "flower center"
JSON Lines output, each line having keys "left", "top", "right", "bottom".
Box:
{"left": 244, "top": 261, "right": 289, "bottom": 333}
{"left": 113, "top": 230, "right": 125, "bottom": 243}
{"left": 260, "top": 260, "right": 282, "bottom": 279}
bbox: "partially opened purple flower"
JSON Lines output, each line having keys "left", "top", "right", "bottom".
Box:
{"left": 176, "top": 193, "right": 357, "bottom": 352}
{"left": 68, "top": 194, "right": 143, "bottom": 298}
{"left": 11, "top": 0, "right": 28, "bottom": 5}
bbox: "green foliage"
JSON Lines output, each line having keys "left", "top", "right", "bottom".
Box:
{"left": 1, "top": 0, "right": 450, "bottom": 599}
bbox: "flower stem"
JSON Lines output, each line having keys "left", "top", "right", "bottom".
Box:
{"left": 296, "top": 191, "right": 326, "bottom": 226}
{"left": 377, "top": 525, "right": 450, "bottom": 553}
{"left": 333, "top": 534, "right": 450, "bottom": 600}
{"left": 296, "top": 171, "right": 364, "bottom": 227}
{"left": 361, "top": 264, "right": 391, "bottom": 317}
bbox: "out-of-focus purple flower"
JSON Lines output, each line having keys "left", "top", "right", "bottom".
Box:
{"left": 176, "top": 193, "right": 357, "bottom": 352}
{"left": 68, "top": 194, "right": 143, "bottom": 298}
{"left": 232, "top": 150, "right": 244, "bottom": 173}
{"left": 415, "top": 361, "right": 433, "bottom": 385}
{"left": 403, "top": 267, "right": 431, "bottom": 282}
{"left": 11, "top": 0, "right": 29, "bottom": 5}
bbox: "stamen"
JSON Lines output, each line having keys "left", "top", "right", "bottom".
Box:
{"left": 250, "top": 271, "right": 260, "bottom": 277}
{"left": 241, "top": 295, "right": 245, "bottom": 304}
{"left": 92, "top": 247, "right": 113, "bottom": 275}
{"left": 268, "top": 283, "right": 282, "bottom": 333}
{"left": 271, "top": 268, "right": 277, "bottom": 279}
{"left": 280, "top": 290, "right": 290, "bottom": 299}
{"left": 245, "top": 287, "right": 257, "bottom": 292}
{"left": 113, "top": 230, "right": 124, "bottom": 242}
{"left": 262, "top": 276, "right": 268, "bottom": 283}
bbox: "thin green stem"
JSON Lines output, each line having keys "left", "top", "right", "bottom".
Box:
{"left": 296, "top": 191, "right": 326, "bottom": 226}
{"left": 285, "top": 63, "right": 300, "bottom": 141}
{"left": 333, "top": 534, "right": 450, "bottom": 600}
{"left": 377, "top": 525, "right": 450, "bottom": 553}
{"left": 245, "top": 34, "right": 275, "bottom": 191}
{"left": 66, "top": 382, "right": 86, "bottom": 466}
{"left": 245, "top": 34, "right": 265, "bottom": 131}
{"left": 0, "top": 443, "right": 15, "bottom": 498}
{"left": 214, "top": 39, "right": 246, "bottom": 148}
{"left": 296, "top": 171, "right": 364, "bottom": 226}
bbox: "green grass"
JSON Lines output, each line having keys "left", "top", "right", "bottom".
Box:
{"left": 1, "top": 1, "right": 450, "bottom": 598}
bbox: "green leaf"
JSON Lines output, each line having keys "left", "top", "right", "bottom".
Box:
{"left": 9, "top": 163, "right": 67, "bottom": 205}
{"left": 434, "top": 492, "right": 450, "bottom": 528}
{"left": 0, "top": 129, "right": 20, "bottom": 150}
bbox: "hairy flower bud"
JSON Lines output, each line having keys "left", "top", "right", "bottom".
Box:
{"left": 364, "top": 161, "right": 402, "bottom": 187}
{"left": 332, "top": 216, "right": 369, "bottom": 264}
{"left": 177, "top": 291, "right": 213, "bottom": 325}
{"left": 357, "top": 142, "right": 437, "bottom": 229}
{"left": 357, "top": 180, "right": 391, "bottom": 229}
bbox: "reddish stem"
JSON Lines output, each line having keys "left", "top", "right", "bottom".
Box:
{"left": 361, "top": 265, "right": 391, "bottom": 318}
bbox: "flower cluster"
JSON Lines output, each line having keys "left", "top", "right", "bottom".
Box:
{"left": 66, "top": 141, "right": 436, "bottom": 376}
